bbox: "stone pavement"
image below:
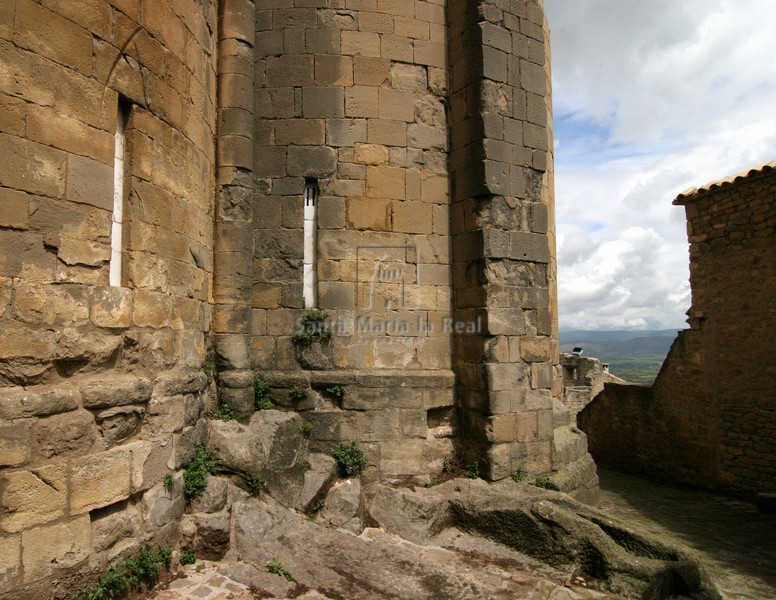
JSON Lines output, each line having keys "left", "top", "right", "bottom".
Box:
{"left": 596, "top": 468, "right": 776, "bottom": 600}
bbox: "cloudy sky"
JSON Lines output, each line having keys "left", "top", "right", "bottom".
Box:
{"left": 544, "top": 0, "right": 776, "bottom": 331}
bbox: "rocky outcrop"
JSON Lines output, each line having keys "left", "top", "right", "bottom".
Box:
{"left": 370, "top": 479, "right": 721, "bottom": 600}
{"left": 209, "top": 410, "right": 310, "bottom": 508}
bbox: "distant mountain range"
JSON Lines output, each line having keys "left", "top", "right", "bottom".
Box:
{"left": 559, "top": 329, "right": 684, "bottom": 384}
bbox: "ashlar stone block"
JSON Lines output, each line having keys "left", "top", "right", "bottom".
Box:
{"left": 0, "top": 384, "right": 80, "bottom": 420}
{"left": 80, "top": 375, "right": 152, "bottom": 409}
{"left": 0, "top": 534, "right": 20, "bottom": 593}
{"left": 21, "top": 515, "right": 90, "bottom": 583}
{"left": 0, "top": 419, "right": 31, "bottom": 468}
{"left": 31, "top": 410, "right": 96, "bottom": 460}
{"left": 69, "top": 447, "right": 131, "bottom": 514}
{"left": 0, "top": 466, "right": 67, "bottom": 533}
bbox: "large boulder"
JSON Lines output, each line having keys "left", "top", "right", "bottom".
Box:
{"left": 209, "top": 410, "right": 310, "bottom": 508}
{"left": 316, "top": 478, "right": 362, "bottom": 533}
{"left": 209, "top": 419, "right": 265, "bottom": 475}
{"left": 296, "top": 452, "right": 339, "bottom": 513}
{"left": 251, "top": 410, "right": 310, "bottom": 507}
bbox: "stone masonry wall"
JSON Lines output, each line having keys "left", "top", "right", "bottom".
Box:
{"left": 580, "top": 165, "right": 776, "bottom": 494}
{"left": 448, "top": 0, "right": 568, "bottom": 481}
{"left": 0, "top": 0, "right": 217, "bottom": 595}
{"left": 248, "top": 0, "right": 457, "bottom": 484}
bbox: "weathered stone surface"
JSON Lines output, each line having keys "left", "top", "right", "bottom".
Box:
{"left": 90, "top": 286, "right": 133, "bottom": 328}
{"left": 154, "top": 369, "right": 209, "bottom": 397}
{"left": 209, "top": 418, "right": 266, "bottom": 475}
{"left": 189, "top": 475, "right": 228, "bottom": 514}
{"left": 253, "top": 410, "right": 310, "bottom": 507}
{"left": 80, "top": 375, "right": 153, "bottom": 409}
{"left": 96, "top": 406, "right": 144, "bottom": 446}
{"left": 0, "top": 534, "right": 20, "bottom": 594}
{"left": 189, "top": 511, "right": 230, "bottom": 561}
{"left": 171, "top": 419, "right": 208, "bottom": 470}
{"left": 144, "top": 394, "right": 186, "bottom": 435}
{"left": 21, "top": 515, "right": 90, "bottom": 583}
{"left": 69, "top": 447, "right": 131, "bottom": 514}
{"left": 129, "top": 439, "right": 173, "bottom": 493}
{"left": 317, "top": 478, "right": 362, "bottom": 533}
{"left": 369, "top": 484, "right": 448, "bottom": 545}
{"left": 0, "top": 465, "right": 67, "bottom": 533}
{"left": 32, "top": 409, "right": 95, "bottom": 459}
{"left": 0, "top": 419, "right": 31, "bottom": 467}
{"left": 371, "top": 479, "right": 721, "bottom": 600}
{"left": 0, "top": 385, "right": 80, "bottom": 419}
{"left": 230, "top": 497, "right": 510, "bottom": 599}
{"left": 219, "top": 385, "right": 255, "bottom": 420}
{"left": 91, "top": 500, "right": 140, "bottom": 553}
{"left": 296, "top": 452, "right": 338, "bottom": 512}
{"left": 142, "top": 473, "right": 185, "bottom": 529}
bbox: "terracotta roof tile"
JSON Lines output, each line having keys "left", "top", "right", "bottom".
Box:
{"left": 673, "top": 160, "right": 776, "bottom": 205}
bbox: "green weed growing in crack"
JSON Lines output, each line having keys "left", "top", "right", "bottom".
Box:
{"left": 75, "top": 546, "right": 172, "bottom": 600}
{"left": 179, "top": 546, "right": 196, "bottom": 566}
{"left": 333, "top": 441, "right": 367, "bottom": 477}
{"left": 289, "top": 385, "right": 309, "bottom": 402}
{"left": 292, "top": 310, "right": 332, "bottom": 347}
{"left": 183, "top": 444, "right": 216, "bottom": 500}
{"left": 254, "top": 373, "right": 274, "bottom": 410}
{"left": 267, "top": 557, "right": 295, "bottom": 582}
{"left": 534, "top": 474, "right": 560, "bottom": 491}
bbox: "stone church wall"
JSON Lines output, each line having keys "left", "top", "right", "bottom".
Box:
{"left": 0, "top": 0, "right": 218, "bottom": 595}
{"left": 580, "top": 163, "right": 776, "bottom": 495}
{"left": 0, "top": 0, "right": 598, "bottom": 594}
{"left": 244, "top": 0, "right": 457, "bottom": 484}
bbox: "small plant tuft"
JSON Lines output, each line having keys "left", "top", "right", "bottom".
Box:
{"left": 254, "top": 373, "right": 274, "bottom": 410}
{"left": 511, "top": 467, "right": 527, "bottom": 483}
{"left": 289, "top": 385, "right": 309, "bottom": 402}
{"left": 179, "top": 546, "right": 196, "bottom": 566}
{"left": 301, "top": 422, "right": 314, "bottom": 438}
{"left": 442, "top": 459, "right": 455, "bottom": 473}
{"left": 163, "top": 474, "right": 174, "bottom": 494}
{"left": 333, "top": 441, "right": 367, "bottom": 477}
{"left": 214, "top": 403, "right": 234, "bottom": 421}
{"left": 267, "top": 557, "right": 295, "bottom": 582}
{"left": 203, "top": 354, "right": 217, "bottom": 377}
{"left": 534, "top": 474, "right": 560, "bottom": 491}
{"left": 425, "top": 477, "right": 439, "bottom": 489}
{"left": 292, "top": 310, "right": 332, "bottom": 347}
{"left": 75, "top": 546, "right": 172, "bottom": 600}
{"left": 243, "top": 472, "right": 264, "bottom": 496}
{"left": 325, "top": 384, "right": 346, "bottom": 399}
{"left": 184, "top": 445, "right": 216, "bottom": 500}
{"left": 311, "top": 498, "right": 325, "bottom": 513}
{"left": 464, "top": 461, "right": 480, "bottom": 479}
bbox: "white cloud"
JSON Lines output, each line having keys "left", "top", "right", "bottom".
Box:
{"left": 545, "top": 0, "right": 776, "bottom": 330}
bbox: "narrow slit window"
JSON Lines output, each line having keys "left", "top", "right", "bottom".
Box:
{"left": 303, "top": 178, "right": 319, "bottom": 307}
{"left": 110, "top": 99, "right": 131, "bottom": 287}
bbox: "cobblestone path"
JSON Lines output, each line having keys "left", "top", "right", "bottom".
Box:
{"left": 596, "top": 468, "right": 776, "bottom": 600}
